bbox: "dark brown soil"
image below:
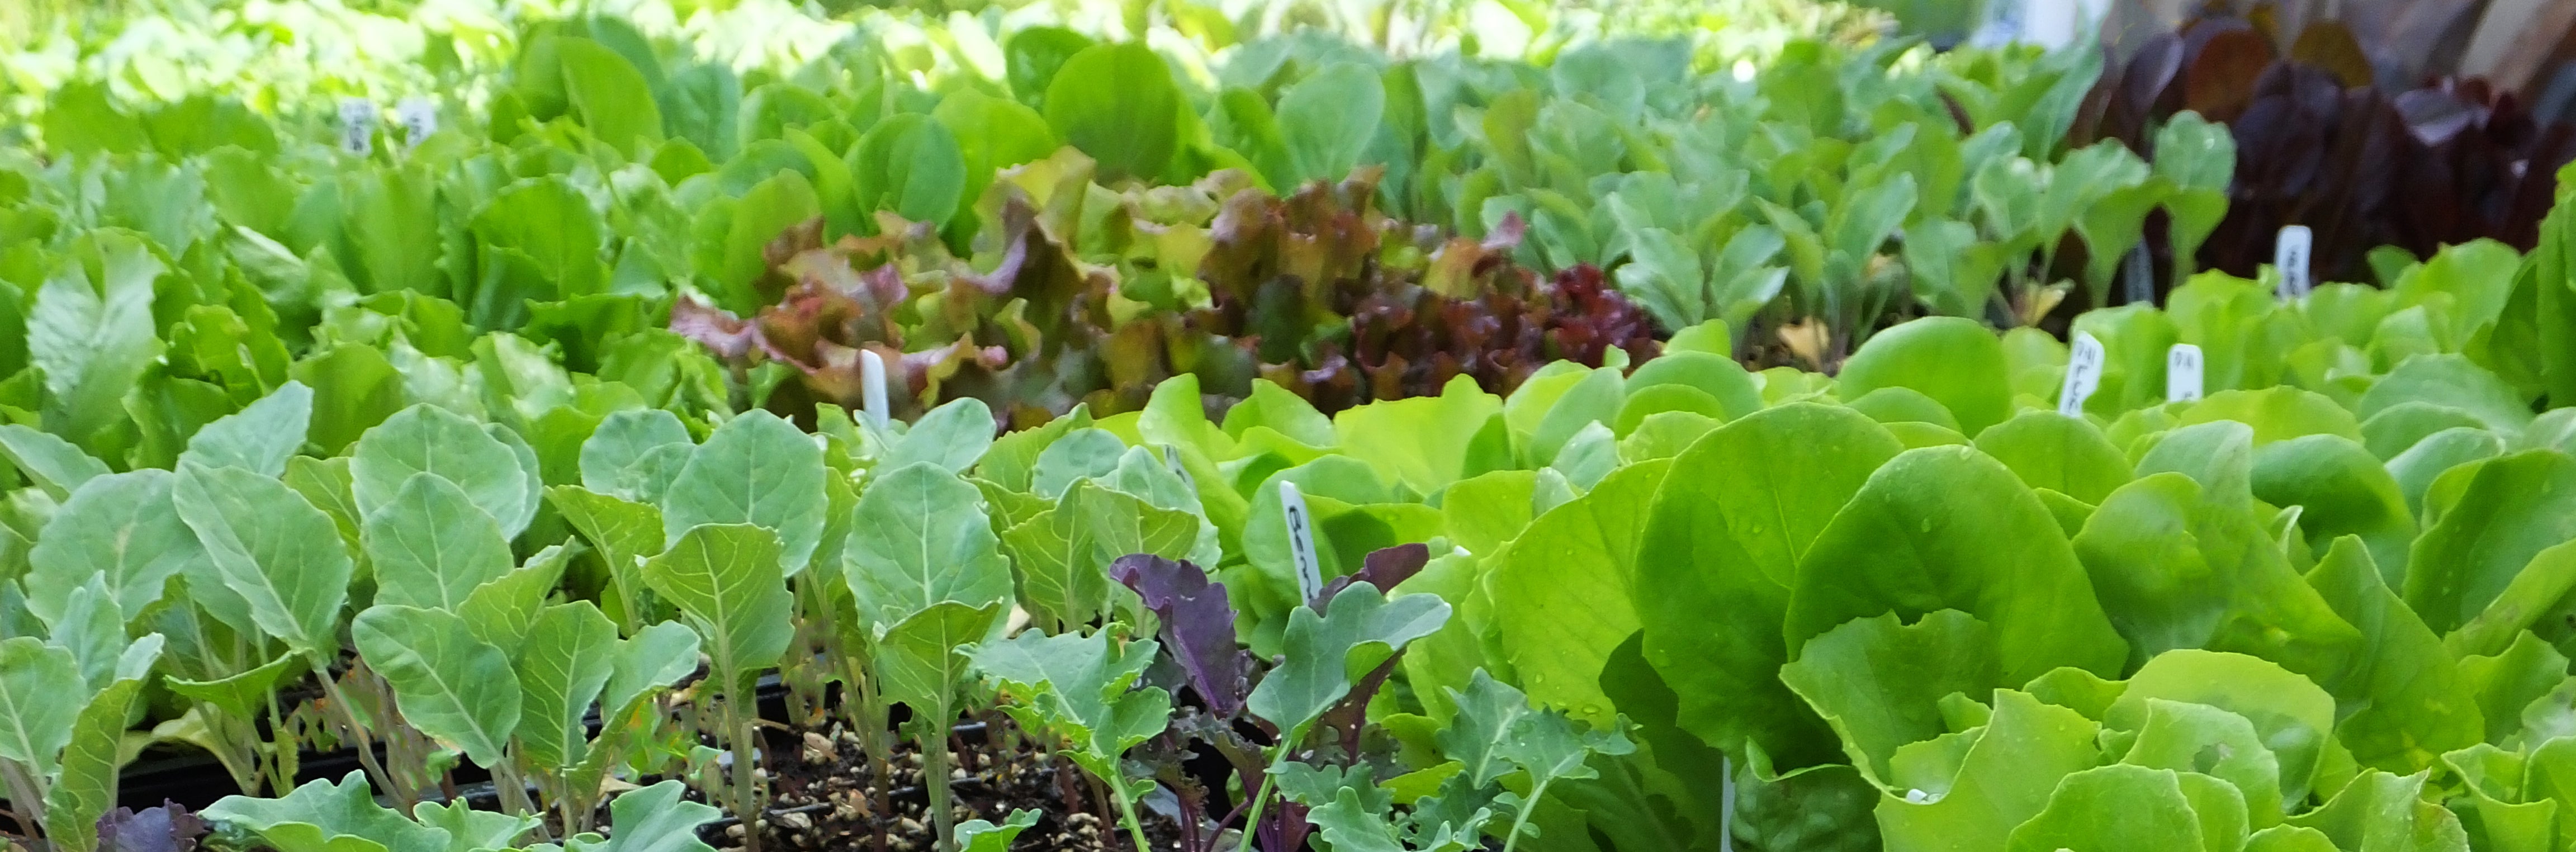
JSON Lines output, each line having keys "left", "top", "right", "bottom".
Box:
{"left": 712, "top": 716, "right": 1191, "bottom": 852}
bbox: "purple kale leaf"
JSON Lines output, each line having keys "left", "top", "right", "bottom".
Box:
{"left": 1314, "top": 543, "right": 1431, "bottom": 607}
{"left": 98, "top": 802, "right": 206, "bottom": 852}
{"left": 1112, "top": 555, "right": 1252, "bottom": 719}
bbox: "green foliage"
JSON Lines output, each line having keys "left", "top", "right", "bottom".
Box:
{"left": 17, "top": 6, "right": 2576, "bottom": 851}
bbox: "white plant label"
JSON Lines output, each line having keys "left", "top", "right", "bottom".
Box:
{"left": 2166, "top": 343, "right": 2205, "bottom": 403}
{"left": 858, "top": 349, "right": 889, "bottom": 429}
{"left": 1280, "top": 481, "right": 1324, "bottom": 605}
{"left": 2275, "top": 225, "right": 2313, "bottom": 300}
{"left": 2058, "top": 332, "right": 2106, "bottom": 416}
{"left": 2123, "top": 245, "right": 2156, "bottom": 306}
{"left": 338, "top": 98, "right": 376, "bottom": 155}
{"left": 1161, "top": 443, "right": 1193, "bottom": 489}
{"left": 396, "top": 96, "right": 437, "bottom": 149}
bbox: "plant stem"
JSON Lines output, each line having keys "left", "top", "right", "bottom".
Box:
{"left": 2, "top": 759, "right": 48, "bottom": 839}
{"left": 1499, "top": 779, "right": 1555, "bottom": 852}
{"left": 490, "top": 758, "right": 543, "bottom": 831}
{"left": 315, "top": 668, "right": 408, "bottom": 808}
{"left": 842, "top": 642, "right": 895, "bottom": 852}
{"left": 556, "top": 772, "right": 585, "bottom": 841}
{"left": 1229, "top": 745, "right": 1286, "bottom": 852}
{"left": 729, "top": 695, "right": 764, "bottom": 852}
{"left": 261, "top": 691, "right": 286, "bottom": 795}
{"left": 918, "top": 713, "right": 956, "bottom": 852}
{"left": 1106, "top": 771, "right": 1154, "bottom": 852}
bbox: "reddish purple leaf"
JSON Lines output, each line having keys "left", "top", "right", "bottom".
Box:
{"left": 1314, "top": 543, "right": 1432, "bottom": 607}
{"left": 1112, "top": 555, "right": 1252, "bottom": 719}
{"left": 97, "top": 802, "right": 205, "bottom": 852}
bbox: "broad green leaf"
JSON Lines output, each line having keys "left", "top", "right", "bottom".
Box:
{"left": 1487, "top": 459, "right": 1671, "bottom": 727}
{"left": 1247, "top": 581, "right": 1450, "bottom": 737}
{"left": 2244, "top": 826, "right": 2341, "bottom": 852}
{"left": 42, "top": 677, "right": 144, "bottom": 852}
{"left": 2135, "top": 420, "right": 2257, "bottom": 507}
{"left": 178, "top": 380, "right": 312, "bottom": 476}
{"left": 2110, "top": 651, "right": 2337, "bottom": 807}
{"left": 873, "top": 600, "right": 1001, "bottom": 722}
{"left": 364, "top": 472, "right": 515, "bottom": 612}
{"left": 1788, "top": 446, "right": 2128, "bottom": 685}
{"left": 1277, "top": 62, "right": 1386, "bottom": 187}
{"left": 30, "top": 231, "right": 164, "bottom": 444}
{"left": 1030, "top": 428, "right": 1128, "bottom": 500}
{"left": 979, "top": 404, "right": 1093, "bottom": 493}
{"left": 457, "top": 544, "right": 575, "bottom": 650}
{"left": 1437, "top": 669, "right": 1632, "bottom": 840}
{"left": 47, "top": 576, "right": 129, "bottom": 690}
{"left": 2121, "top": 698, "right": 2285, "bottom": 827}
{"left": 707, "top": 170, "right": 820, "bottom": 314}
{"left": 40, "top": 81, "right": 144, "bottom": 157}
{"left": 551, "top": 479, "right": 664, "bottom": 554}
{"left": 173, "top": 463, "right": 352, "bottom": 660}
{"left": 2357, "top": 354, "right": 2533, "bottom": 434}
{"left": 1042, "top": 43, "right": 1180, "bottom": 183}
{"left": 2075, "top": 182, "right": 2171, "bottom": 301}
{"left": 579, "top": 409, "right": 692, "bottom": 500}
{"left": 2252, "top": 434, "right": 2416, "bottom": 581}
{"left": 956, "top": 810, "right": 1041, "bottom": 852}
{"left": 660, "top": 410, "right": 826, "bottom": 576}
{"left": 24, "top": 469, "right": 203, "bottom": 623}
{"left": 850, "top": 113, "right": 967, "bottom": 226}
{"left": 603, "top": 621, "right": 700, "bottom": 718}
{"left": 2449, "top": 539, "right": 2576, "bottom": 660}
{"left": 1780, "top": 610, "right": 2002, "bottom": 788}
{"left": 844, "top": 462, "right": 1012, "bottom": 631}
{"left": 640, "top": 524, "right": 792, "bottom": 693}
{"left": 1002, "top": 481, "right": 1196, "bottom": 631}
{"left": 2177, "top": 388, "right": 2362, "bottom": 446}
{"left": 0, "top": 637, "right": 81, "bottom": 777}
{"left": 969, "top": 626, "right": 1171, "bottom": 783}
{"left": 1847, "top": 387, "right": 1964, "bottom": 431}
{"left": 2070, "top": 305, "right": 2182, "bottom": 415}
{"left": 1339, "top": 378, "right": 1504, "bottom": 496}
{"left": 934, "top": 89, "right": 1057, "bottom": 214}
{"left": 2405, "top": 450, "right": 2576, "bottom": 633}
{"left": 1625, "top": 352, "right": 1765, "bottom": 421}
{"left": 340, "top": 166, "right": 444, "bottom": 299}
{"left": 166, "top": 652, "right": 302, "bottom": 720}
{"left": 1614, "top": 226, "right": 1710, "bottom": 330}
{"left": 514, "top": 602, "right": 618, "bottom": 773}
{"left": 567, "top": 780, "right": 723, "bottom": 852}
{"left": 2460, "top": 633, "right": 2565, "bottom": 747}
{"left": 1972, "top": 411, "right": 2132, "bottom": 504}
{"left": 2439, "top": 743, "right": 2552, "bottom": 852}
{"left": 882, "top": 398, "right": 997, "bottom": 474}
{"left": 2286, "top": 770, "right": 2470, "bottom": 851}
{"left": 2306, "top": 537, "right": 2482, "bottom": 774}
{"left": 353, "top": 604, "right": 522, "bottom": 769}
{"left": 1526, "top": 366, "right": 1625, "bottom": 465}
{"left": 2002, "top": 764, "right": 2208, "bottom": 852}
{"left": 351, "top": 405, "right": 537, "bottom": 538}
{"left": 2072, "top": 471, "right": 2362, "bottom": 675}
{"left": 1224, "top": 380, "right": 1337, "bottom": 449}
{"left": 1876, "top": 690, "right": 2103, "bottom": 852}
{"left": 202, "top": 771, "right": 450, "bottom": 852}
{"left": 1308, "top": 785, "right": 1472, "bottom": 852}
{"left": 0, "top": 424, "right": 110, "bottom": 500}
{"left": 468, "top": 178, "right": 608, "bottom": 325}
{"left": 558, "top": 36, "right": 663, "bottom": 152}
{"left": 1636, "top": 403, "right": 1902, "bottom": 764}
{"left": 1837, "top": 316, "right": 2012, "bottom": 437}
{"left": 412, "top": 798, "right": 541, "bottom": 852}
